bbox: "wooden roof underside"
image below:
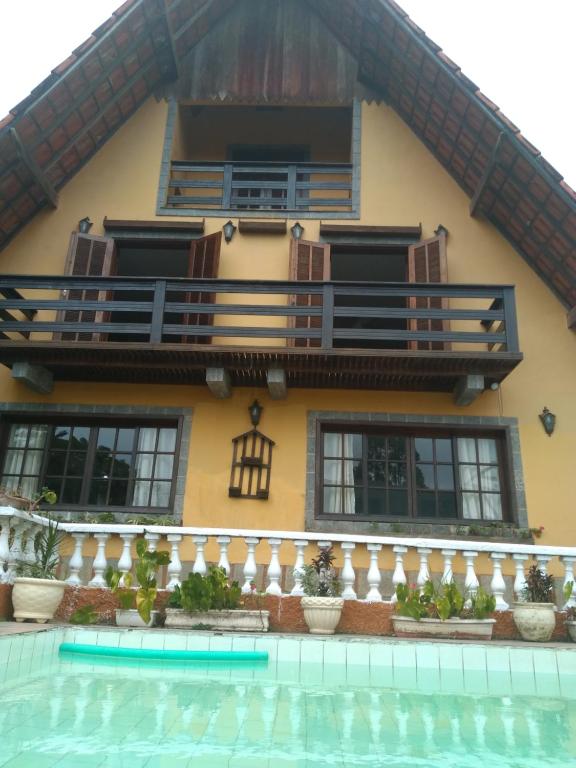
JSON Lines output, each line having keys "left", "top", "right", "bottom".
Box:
{"left": 0, "top": 0, "right": 574, "bottom": 310}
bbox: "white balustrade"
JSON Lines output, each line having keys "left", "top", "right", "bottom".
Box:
{"left": 562, "top": 556, "right": 576, "bottom": 608}
{"left": 366, "top": 543, "right": 382, "bottom": 602}
{"left": 512, "top": 553, "right": 529, "bottom": 601}
{"left": 463, "top": 551, "right": 479, "bottom": 600}
{"left": 266, "top": 538, "right": 282, "bottom": 596}
{"left": 66, "top": 533, "right": 87, "bottom": 586}
{"left": 416, "top": 547, "right": 431, "bottom": 590}
{"left": 242, "top": 537, "right": 259, "bottom": 594}
{"left": 88, "top": 533, "right": 110, "bottom": 587}
{"left": 0, "top": 520, "right": 10, "bottom": 584}
{"left": 340, "top": 542, "right": 356, "bottom": 599}
{"left": 118, "top": 533, "right": 135, "bottom": 585}
{"left": 536, "top": 554, "right": 551, "bottom": 574}
{"left": 291, "top": 539, "right": 308, "bottom": 596}
{"left": 441, "top": 548, "right": 456, "bottom": 584}
{"left": 166, "top": 534, "right": 182, "bottom": 591}
{"left": 144, "top": 532, "right": 160, "bottom": 552}
{"left": 490, "top": 552, "right": 509, "bottom": 610}
{"left": 192, "top": 535, "right": 207, "bottom": 575}
{"left": 216, "top": 535, "right": 231, "bottom": 574}
{"left": 390, "top": 545, "right": 407, "bottom": 603}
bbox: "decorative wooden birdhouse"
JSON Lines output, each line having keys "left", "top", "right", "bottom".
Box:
{"left": 228, "top": 400, "right": 275, "bottom": 499}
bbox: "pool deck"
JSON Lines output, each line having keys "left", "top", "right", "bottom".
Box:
{"left": 1, "top": 620, "right": 575, "bottom": 648}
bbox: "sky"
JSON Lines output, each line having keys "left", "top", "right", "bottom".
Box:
{"left": 0, "top": 0, "right": 574, "bottom": 187}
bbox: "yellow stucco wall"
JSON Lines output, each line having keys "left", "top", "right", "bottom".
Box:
{"left": 1, "top": 94, "right": 575, "bottom": 563}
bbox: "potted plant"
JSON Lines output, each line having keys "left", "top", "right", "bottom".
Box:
{"left": 105, "top": 538, "right": 170, "bottom": 628}
{"left": 298, "top": 546, "right": 344, "bottom": 635}
{"left": 12, "top": 516, "right": 67, "bottom": 623}
{"left": 165, "top": 566, "right": 269, "bottom": 631}
{"left": 392, "top": 580, "right": 496, "bottom": 639}
{"left": 0, "top": 485, "right": 57, "bottom": 512}
{"left": 512, "top": 565, "right": 556, "bottom": 641}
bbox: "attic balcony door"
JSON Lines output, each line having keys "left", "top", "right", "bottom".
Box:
{"left": 228, "top": 145, "right": 309, "bottom": 211}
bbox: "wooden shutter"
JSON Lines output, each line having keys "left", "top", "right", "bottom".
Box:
{"left": 408, "top": 233, "right": 449, "bottom": 351}
{"left": 60, "top": 232, "right": 116, "bottom": 342}
{"left": 182, "top": 232, "right": 222, "bottom": 344}
{"left": 288, "top": 239, "right": 330, "bottom": 348}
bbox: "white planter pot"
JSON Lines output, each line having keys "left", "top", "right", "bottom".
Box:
{"left": 566, "top": 620, "right": 576, "bottom": 642}
{"left": 115, "top": 609, "right": 159, "bottom": 628}
{"left": 301, "top": 596, "right": 344, "bottom": 635}
{"left": 392, "top": 615, "right": 496, "bottom": 640}
{"left": 512, "top": 602, "right": 556, "bottom": 642}
{"left": 12, "top": 577, "right": 66, "bottom": 623}
{"left": 165, "top": 608, "right": 269, "bottom": 632}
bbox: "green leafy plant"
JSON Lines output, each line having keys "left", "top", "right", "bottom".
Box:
{"left": 105, "top": 539, "right": 171, "bottom": 624}
{"left": 179, "top": 566, "right": 242, "bottom": 613}
{"left": 395, "top": 580, "right": 496, "bottom": 621}
{"left": 69, "top": 605, "right": 99, "bottom": 625}
{"left": 468, "top": 586, "right": 497, "bottom": 620}
{"left": 1, "top": 485, "right": 57, "bottom": 513}
{"left": 16, "top": 517, "right": 65, "bottom": 579}
{"left": 300, "top": 546, "right": 341, "bottom": 598}
{"left": 521, "top": 565, "right": 555, "bottom": 603}
{"left": 395, "top": 582, "right": 431, "bottom": 620}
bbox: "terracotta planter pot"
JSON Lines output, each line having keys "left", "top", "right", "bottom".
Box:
{"left": 392, "top": 615, "right": 496, "bottom": 640}
{"left": 300, "top": 596, "right": 344, "bottom": 635}
{"left": 12, "top": 577, "right": 66, "bottom": 623}
{"left": 565, "top": 620, "right": 576, "bottom": 642}
{"left": 165, "top": 608, "right": 269, "bottom": 632}
{"left": 512, "top": 602, "right": 556, "bottom": 641}
{"left": 115, "top": 609, "right": 159, "bottom": 628}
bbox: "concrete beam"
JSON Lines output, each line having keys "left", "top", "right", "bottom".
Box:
{"left": 12, "top": 362, "right": 53, "bottom": 394}
{"left": 266, "top": 368, "right": 287, "bottom": 400}
{"left": 206, "top": 367, "right": 232, "bottom": 399}
{"left": 453, "top": 375, "right": 485, "bottom": 407}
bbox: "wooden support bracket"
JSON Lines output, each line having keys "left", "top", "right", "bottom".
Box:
{"left": 11, "top": 362, "right": 53, "bottom": 394}
{"left": 10, "top": 128, "right": 58, "bottom": 209}
{"left": 266, "top": 368, "right": 287, "bottom": 400}
{"left": 206, "top": 367, "right": 232, "bottom": 399}
{"left": 469, "top": 133, "right": 504, "bottom": 218}
{"left": 453, "top": 375, "right": 485, "bottom": 407}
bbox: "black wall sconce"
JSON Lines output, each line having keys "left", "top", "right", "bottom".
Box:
{"left": 223, "top": 220, "right": 237, "bottom": 243}
{"left": 539, "top": 407, "right": 556, "bottom": 437}
{"left": 78, "top": 217, "right": 93, "bottom": 234}
{"left": 248, "top": 399, "right": 264, "bottom": 427}
{"left": 290, "top": 222, "right": 304, "bottom": 240}
{"left": 434, "top": 224, "right": 449, "bottom": 238}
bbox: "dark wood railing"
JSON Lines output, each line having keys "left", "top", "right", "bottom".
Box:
{"left": 166, "top": 161, "right": 353, "bottom": 211}
{"left": 0, "top": 276, "right": 519, "bottom": 353}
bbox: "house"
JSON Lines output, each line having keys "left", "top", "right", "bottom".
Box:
{"left": 0, "top": 0, "right": 575, "bottom": 592}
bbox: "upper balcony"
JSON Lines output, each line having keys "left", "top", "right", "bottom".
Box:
{"left": 0, "top": 275, "right": 521, "bottom": 402}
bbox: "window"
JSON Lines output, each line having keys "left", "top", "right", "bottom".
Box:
{"left": 319, "top": 427, "right": 509, "bottom": 522}
{"left": 0, "top": 419, "right": 181, "bottom": 511}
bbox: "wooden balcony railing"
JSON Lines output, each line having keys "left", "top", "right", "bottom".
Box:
{"left": 0, "top": 276, "right": 522, "bottom": 392}
{"left": 165, "top": 161, "right": 353, "bottom": 212}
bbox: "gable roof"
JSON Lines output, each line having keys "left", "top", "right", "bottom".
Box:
{"left": 1, "top": 0, "right": 575, "bottom": 312}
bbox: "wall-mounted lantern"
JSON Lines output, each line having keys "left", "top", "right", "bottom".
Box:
{"left": 78, "top": 217, "right": 93, "bottom": 234}
{"left": 434, "top": 224, "right": 449, "bottom": 238}
{"left": 290, "top": 221, "right": 304, "bottom": 240}
{"left": 539, "top": 407, "right": 556, "bottom": 437}
{"left": 223, "top": 220, "right": 237, "bottom": 243}
{"left": 248, "top": 399, "right": 264, "bottom": 427}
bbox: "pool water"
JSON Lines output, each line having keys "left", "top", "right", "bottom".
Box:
{"left": 1, "top": 653, "right": 575, "bottom": 768}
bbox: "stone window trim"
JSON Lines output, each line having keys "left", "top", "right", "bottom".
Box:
{"left": 0, "top": 403, "right": 193, "bottom": 522}
{"left": 305, "top": 411, "right": 528, "bottom": 535}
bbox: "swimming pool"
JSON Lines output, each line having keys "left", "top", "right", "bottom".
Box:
{"left": 1, "top": 627, "right": 575, "bottom": 767}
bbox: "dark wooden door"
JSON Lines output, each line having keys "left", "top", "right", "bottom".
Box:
{"left": 181, "top": 232, "right": 222, "bottom": 344}
{"left": 288, "top": 239, "right": 330, "bottom": 347}
{"left": 408, "top": 233, "right": 449, "bottom": 351}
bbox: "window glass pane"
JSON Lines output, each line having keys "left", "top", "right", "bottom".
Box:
{"left": 89, "top": 480, "right": 108, "bottom": 506}
{"left": 45, "top": 452, "right": 65, "bottom": 476}
{"left": 158, "top": 428, "right": 177, "bottom": 453}
{"left": 61, "top": 478, "right": 82, "bottom": 504}
{"left": 52, "top": 426, "right": 71, "bottom": 450}
{"left": 435, "top": 439, "right": 453, "bottom": 463}
{"left": 367, "top": 436, "right": 387, "bottom": 461}
{"left": 345, "top": 460, "right": 362, "bottom": 485}
{"left": 482, "top": 493, "right": 503, "bottom": 521}
{"left": 45, "top": 477, "right": 64, "bottom": 498}
{"left": 388, "top": 437, "right": 407, "bottom": 462}
{"left": 135, "top": 454, "right": 154, "bottom": 479}
{"left": 343, "top": 434, "right": 362, "bottom": 459}
{"left": 67, "top": 452, "right": 86, "bottom": 477}
{"left": 388, "top": 463, "right": 407, "bottom": 488}
{"left": 343, "top": 487, "right": 361, "bottom": 515}
{"left": 416, "top": 492, "right": 436, "bottom": 517}
{"left": 416, "top": 464, "right": 435, "bottom": 490}
{"left": 323, "top": 460, "right": 342, "bottom": 485}
{"left": 367, "top": 488, "right": 387, "bottom": 516}
{"left": 29, "top": 425, "right": 48, "bottom": 450}
{"left": 112, "top": 455, "right": 131, "bottom": 478}
{"left": 132, "top": 480, "right": 151, "bottom": 507}
{"left": 18, "top": 477, "right": 38, "bottom": 497}
{"left": 323, "top": 486, "right": 341, "bottom": 514}
{"left": 116, "top": 428, "right": 136, "bottom": 453}
{"left": 71, "top": 426, "right": 90, "bottom": 447}
{"left": 462, "top": 492, "right": 481, "bottom": 519}
{"left": 459, "top": 465, "right": 479, "bottom": 491}
{"left": 3, "top": 449, "right": 24, "bottom": 476}
{"left": 438, "top": 492, "right": 458, "bottom": 518}
{"left": 436, "top": 465, "right": 455, "bottom": 491}
{"left": 389, "top": 490, "right": 408, "bottom": 516}
{"left": 154, "top": 454, "right": 174, "bottom": 480}
{"left": 367, "top": 461, "right": 386, "bottom": 485}
{"left": 478, "top": 438, "right": 498, "bottom": 464}
{"left": 323, "top": 433, "right": 341, "bottom": 457}
{"left": 8, "top": 425, "right": 29, "bottom": 448}
{"left": 457, "top": 437, "right": 477, "bottom": 463}
{"left": 480, "top": 466, "right": 500, "bottom": 492}
{"left": 109, "top": 480, "right": 129, "bottom": 506}
{"left": 97, "top": 428, "right": 116, "bottom": 451}
{"left": 92, "top": 452, "right": 111, "bottom": 479}
{"left": 414, "top": 438, "right": 433, "bottom": 462}
{"left": 150, "top": 482, "right": 171, "bottom": 508}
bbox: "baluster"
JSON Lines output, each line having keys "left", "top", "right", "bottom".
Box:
{"left": 89, "top": 533, "right": 110, "bottom": 587}
{"left": 366, "top": 544, "right": 382, "bottom": 602}
{"left": 536, "top": 554, "right": 551, "bottom": 574}
{"left": 0, "top": 521, "right": 10, "bottom": 584}
{"left": 217, "top": 535, "right": 231, "bottom": 575}
{"left": 66, "top": 533, "right": 87, "bottom": 586}
{"left": 416, "top": 547, "right": 431, "bottom": 590}
{"left": 463, "top": 551, "right": 479, "bottom": 603}
{"left": 340, "top": 542, "right": 356, "bottom": 600}
{"left": 441, "top": 549, "right": 456, "bottom": 584}
{"left": 192, "top": 535, "right": 208, "bottom": 575}
{"left": 166, "top": 534, "right": 182, "bottom": 591}
{"left": 144, "top": 532, "right": 160, "bottom": 552}
{"left": 266, "top": 538, "right": 282, "bottom": 596}
{"left": 291, "top": 539, "right": 308, "bottom": 596}
{"left": 562, "top": 557, "right": 576, "bottom": 608}
{"left": 118, "top": 533, "right": 135, "bottom": 586}
{"left": 512, "top": 554, "right": 529, "bottom": 601}
{"left": 391, "top": 545, "right": 407, "bottom": 603}
{"left": 21, "top": 523, "right": 36, "bottom": 565}
{"left": 490, "top": 552, "right": 509, "bottom": 610}
{"left": 8, "top": 521, "right": 26, "bottom": 579}
{"left": 242, "top": 537, "right": 259, "bottom": 594}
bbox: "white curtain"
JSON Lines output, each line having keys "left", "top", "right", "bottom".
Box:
{"left": 131, "top": 427, "right": 176, "bottom": 507}
{"left": 132, "top": 427, "right": 157, "bottom": 506}
{"left": 323, "top": 433, "right": 358, "bottom": 515}
{"left": 342, "top": 434, "right": 356, "bottom": 515}
{"left": 1, "top": 424, "right": 48, "bottom": 496}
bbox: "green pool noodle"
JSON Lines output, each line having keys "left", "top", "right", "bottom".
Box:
{"left": 59, "top": 642, "right": 268, "bottom": 662}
